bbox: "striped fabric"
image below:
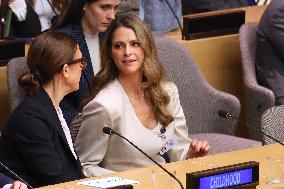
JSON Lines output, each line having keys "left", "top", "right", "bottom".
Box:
{"left": 261, "top": 105, "right": 284, "bottom": 145}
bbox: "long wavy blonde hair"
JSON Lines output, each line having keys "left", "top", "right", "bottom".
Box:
{"left": 84, "top": 15, "right": 174, "bottom": 126}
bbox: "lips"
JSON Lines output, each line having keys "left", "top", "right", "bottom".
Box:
{"left": 122, "top": 59, "right": 136, "bottom": 64}
{"left": 102, "top": 23, "right": 110, "bottom": 26}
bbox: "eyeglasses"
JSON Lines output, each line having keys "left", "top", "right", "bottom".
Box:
{"left": 66, "top": 57, "right": 87, "bottom": 70}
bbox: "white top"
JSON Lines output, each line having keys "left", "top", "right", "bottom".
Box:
{"left": 2, "top": 184, "right": 12, "bottom": 189}
{"left": 56, "top": 108, "right": 77, "bottom": 160}
{"left": 84, "top": 33, "right": 101, "bottom": 75}
{"left": 75, "top": 79, "right": 191, "bottom": 177}
{"left": 9, "top": 0, "right": 56, "bottom": 31}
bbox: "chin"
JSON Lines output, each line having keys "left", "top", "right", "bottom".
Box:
{"left": 99, "top": 26, "right": 109, "bottom": 32}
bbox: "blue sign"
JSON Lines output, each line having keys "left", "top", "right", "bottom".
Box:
{"left": 199, "top": 168, "right": 253, "bottom": 189}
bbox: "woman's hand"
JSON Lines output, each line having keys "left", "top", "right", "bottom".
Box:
{"left": 10, "top": 181, "right": 27, "bottom": 189}
{"left": 187, "top": 139, "right": 210, "bottom": 159}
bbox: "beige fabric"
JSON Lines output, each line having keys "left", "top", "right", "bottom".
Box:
{"left": 75, "top": 80, "right": 191, "bottom": 177}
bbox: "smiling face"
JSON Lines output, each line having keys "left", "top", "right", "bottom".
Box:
{"left": 82, "top": 0, "right": 121, "bottom": 34}
{"left": 110, "top": 26, "right": 145, "bottom": 78}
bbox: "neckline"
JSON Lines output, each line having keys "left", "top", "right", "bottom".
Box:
{"left": 83, "top": 32, "right": 99, "bottom": 38}
{"left": 116, "top": 80, "right": 160, "bottom": 131}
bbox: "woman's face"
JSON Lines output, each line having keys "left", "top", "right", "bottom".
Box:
{"left": 82, "top": 0, "right": 121, "bottom": 34}
{"left": 66, "top": 48, "right": 84, "bottom": 92}
{"left": 110, "top": 26, "right": 145, "bottom": 78}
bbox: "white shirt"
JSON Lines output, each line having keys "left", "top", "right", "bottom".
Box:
{"left": 75, "top": 80, "right": 191, "bottom": 177}
{"left": 56, "top": 108, "right": 77, "bottom": 160}
{"left": 9, "top": 0, "right": 56, "bottom": 31}
{"left": 84, "top": 33, "right": 101, "bottom": 75}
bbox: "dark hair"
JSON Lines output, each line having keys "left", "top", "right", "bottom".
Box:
{"left": 53, "top": 0, "right": 98, "bottom": 29}
{"left": 19, "top": 31, "right": 77, "bottom": 96}
{"left": 83, "top": 15, "right": 174, "bottom": 126}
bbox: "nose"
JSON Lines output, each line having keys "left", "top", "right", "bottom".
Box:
{"left": 124, "top": 45, "right": 132, "bottom": 56}
{"left": 107, "top": 9, "right": 116, "bottom": 20}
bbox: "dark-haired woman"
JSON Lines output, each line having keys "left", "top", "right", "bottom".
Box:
{"left": 75, "top": 15, "right": 210, "bottom": 177}
{"left": 7, "top": 0, "right": 66, "bottom": 37}
{"left": 0, "top": 31, "right": 84, "bottom": 187}
{"left": 55, "top": 0, "right": 121, "bottom": 125}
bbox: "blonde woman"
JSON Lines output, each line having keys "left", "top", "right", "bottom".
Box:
{"left": 75, "top": 15, "right": 210, "bottom": 177}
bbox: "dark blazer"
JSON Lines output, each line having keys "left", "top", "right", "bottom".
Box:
{"left": 59, "top": 22, "right": 103, "bottom": 124}
{"left": 256, "top": 0, "right": 284, "bottom": 104}
{"left": 0, "top": 173, "right": 13, "bottom": 187}
{"left": 0, "top": 88, "right": 83, "bottom": 187}
{"left": 10, "top": 4, "right": 41, "bottom": 38}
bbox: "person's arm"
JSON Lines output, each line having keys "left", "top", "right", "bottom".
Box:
{"left": 266, "top": 9, "right": 284, "bottom": 61}
{"left": 8, "top": 0, "right": 27, "bottom": 21}
{"left": 166, "top": 83, "right": 209, "bottom": 161}
{"left": 166, "top": 83, "right": 192, "bottom": 162}
{"left": 75, "top": 100, "right": 115, "bottom": 177}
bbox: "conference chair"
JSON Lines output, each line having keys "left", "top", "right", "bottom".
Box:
{"left": 155, "top": 37, "right": 261, "bottom": 155}
{"left": 6, "top": 57, "right": 28, "bottom": 112}
{"left": 239, "top": 23, "right": 275, "bottom": 142}
{"left": 261, "top": 105, "right": 284, "bottom": 145}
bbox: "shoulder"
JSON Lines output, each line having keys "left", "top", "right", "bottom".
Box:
{"left": 83, "top": 80, "right": 123, "bottom": 114}
{"left": 7, "top": 91, "right": 54, "bottom": 129}
{"left": 58, "top": 23, "right": 83, "bottom": 37}
{"left": 161, "top": 81, "right": 178, "bottom": 97}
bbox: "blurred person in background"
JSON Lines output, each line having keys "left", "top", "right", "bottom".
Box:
{"left": 54, "top": 0, "right": 121, "bottom": 125}
{"left": 5, "top": 0, "right": 66, "bottom": 37}
{"left": 255, "top": 0, "right": 284, "bottom": 105}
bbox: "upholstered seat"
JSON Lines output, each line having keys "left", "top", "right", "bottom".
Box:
{"left": 239, "top": 23, "right": 275, "bottom": 142}
{"left": 6, "top": 57, "right": 28, "bottom": 112}
{"left": 155, "top": 37, "right": 261, "bottom": 155}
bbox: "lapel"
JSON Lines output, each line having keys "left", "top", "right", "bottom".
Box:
{"left": 37, "top": 88, "right": 74, "bottom": 155}
{"left": 70, "top": 23, "right": 94, "bottom": 91}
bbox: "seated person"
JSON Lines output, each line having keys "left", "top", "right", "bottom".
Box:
{"left": 55, "top": 0, "right": 121, "bottom": 125}
{"left": 7, "top": 0, "right": 66, "bottom": 37}
{"left": 75, "top": 15, "right": 210, "bottom": 177}
{"left": 255, "top": 0, "right": 284, "bottom": 105}
{"left": 140, "top": 0, "right": 182, "bottom": 35}
{"left": 0, "top": 31, "right": 84, "bottom": 187}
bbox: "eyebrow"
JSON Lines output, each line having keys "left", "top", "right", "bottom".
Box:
{"left": 97, "top": 2, "right": 121, "bottom": 7}
{"left": 112, "top": 39, "right": 139, "bottom": 44}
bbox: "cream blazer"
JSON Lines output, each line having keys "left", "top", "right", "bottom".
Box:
{"left": 75, "top": 80, "right": 191, "bottom": 177}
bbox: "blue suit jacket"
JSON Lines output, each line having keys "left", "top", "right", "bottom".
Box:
{"left": 59, "top": 22, "right": 102, "bottom": 124}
